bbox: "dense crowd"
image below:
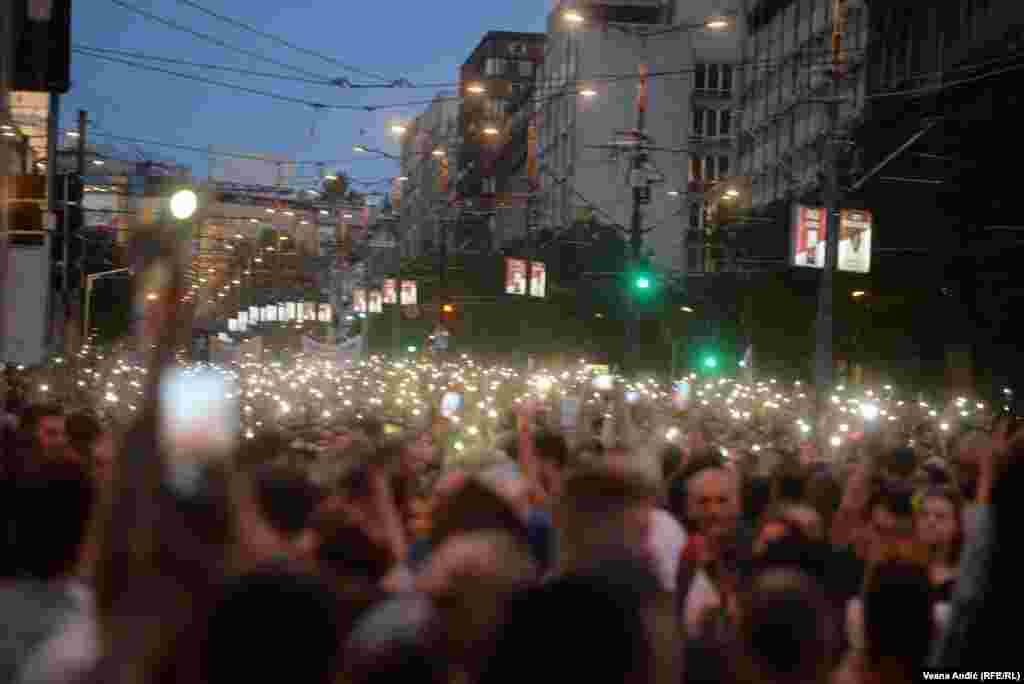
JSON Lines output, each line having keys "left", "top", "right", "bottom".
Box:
{"left": 1, "top": 351, "right": 1021, "bottom": 684}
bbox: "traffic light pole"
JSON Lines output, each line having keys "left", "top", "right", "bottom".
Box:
{"left": 626, "top": 66, "right": 648, "bottom": 373}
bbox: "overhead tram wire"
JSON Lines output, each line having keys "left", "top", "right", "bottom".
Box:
{"left": 104, "top": 0, "right": 336, "bottom": 82}
{"left": 172, "top": 0, "right": 396, "bottom": 84}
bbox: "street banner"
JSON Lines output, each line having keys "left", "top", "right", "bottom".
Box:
{"left": 238, "top": 310, "right": 248, "bottom": 332}
{"left": 529, "top": 261, "right": 546, "bottom": 298}
{"left": 527, "top": 122, "right": 539, "bottom": 189}
{"left": 506, "top": 258, "right": 527, "bottom": 295}
{"left": 400, "top": 280, "right": 418, "bottom": 306}
{"left": 318, "top": 303, "right": 333, "bottom": 323}
{"left": 304, "top": 301, "right": 318, "bottom": 321}
{"left": 383, "top": 278, "right": 397, "bottom": 304}
{"left": 353, "top": 289, "right": 367, "bottom": 313}
{"left": 285, "top": 302, "right": 296, "bottom": 321}
{"left": 228, "top": 318, "right": 238, "bottom": 332}
{"left": 369, "top": 290, "right": 383, "bottom": 313}
{"left": 791, "top": 204, "right": 872, "bottom": 273}
{"left": 249, "top": 306, "right": 260, "bottom": 325}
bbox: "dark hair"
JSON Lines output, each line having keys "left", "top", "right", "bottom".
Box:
{"left": 867, "top": 481, "right": 915, "bottom": 521}
{"left": 916, "top": 484, "right": 964, "bottom": 564}
{"left": 18, "top": 403, "right": 64, "bottom": 440}
{"left": 734, "top": 568, "right": 838, "bottom": 684}
{"left": 316, "top": 520, "right": 395, "bottom": 584}
{"left": 431, "top": 478, "right": 533, "bottom": 555}
{"left": 251, "top": 465, "right": 323, "bottom": 538}
{"left": 12, "top": 460, "right": 96, "bottom": 579}
{"left": 205, "top": 570, "right": 342, "bottom": 684}
{"left": 863, "top": 560, "right": 933, "bottom": 675}
{"left": 534, "top": 429, "right": 569, "bottom": 469}
{"left": 879, "top": 447, "right": 919, "bottom": 480}
{"left": 658, "top": 443, "right": 684, "bottom": 483}
{"left": 66, "top": 411, "right": 103, "bottom": 459}
{"left": 770, "top": 459, "right": 807, "bottom": 503}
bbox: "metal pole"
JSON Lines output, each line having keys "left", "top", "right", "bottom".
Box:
{"left": 814, "top": 4, "right": 845, "bottom": 454}
{"left": 45, "top": 92, "right": 60, "bottom": 352}
{"left": 84, "top": 275, "right": 93, "bottom": 342}
{"left": 76, "top": 110, "right": 87, "bottom": 177}
{"left": 626, "top": 65, "right": 648, "bottom": 373}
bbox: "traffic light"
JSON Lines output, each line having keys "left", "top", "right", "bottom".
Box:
{"left": 634, "top": 275, "right": 652, "bottom": 290}
{"left": 703, "top": 355, "right": 718, "bottom": 370}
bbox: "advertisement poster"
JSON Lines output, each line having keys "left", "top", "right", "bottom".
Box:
{"left": 369, "top": 290, "right": 383, "bottom": 313}
{"left": 400, "top": 280, "right": 418, "bottom": 306}
{"left": 838, "top": 209, "right": 872, "bottom": 274}
{"left": 249, "top": 306, "right": 260, "bottom": 324}
{"left": 228, "top": 318, "right": 238, "bottom": 332}
{"left": 238, "top": 310, "right": 248, "bottom": 331}
{"left": 791, "top": 204, "right": 873, "bottom": 273}
{"left": 304, "top": 302, "right": 317, "bottom": 321}
{"left": 383, "top": 279, "right": 398, "bottom": 305}
{"left": 353, "top": 289, "right": 367, "bottom": 313}
{"left": 505, "top": 258, "right": 527, "bottom": 295}
{"left": 318, "top": 303, "right": 333, "bottom": 323}
{"left": 285, "top": 302, "right": 297, "bottom": 321}
{"left": 264, "top": 306, "right": 277, "bottom": 322}
{"left": 530, "top": 261, "right": 546, "bottom": 298}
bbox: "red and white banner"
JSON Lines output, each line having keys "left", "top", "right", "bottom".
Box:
{"left": 506, "top": 258, "right": 527, "bottom": 295}
{"left": 400, "top": 280, "right": 418, "bottom": 306}
{"left": 530, "top": 261, "right": 546, "bottom": 298}
{"left": 383, "top": 279, "right": 398, "bottom": 305}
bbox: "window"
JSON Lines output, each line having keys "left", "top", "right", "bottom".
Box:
{"left": 695, "top": 63, "right": 734, "bottom": 93}
{"left": 718, "top": 155, "right": 730, "bottom": 178}
{"left": 708, "top": 64, "right": 720, "bottom": 91}
{"left": 707, "top": 110, "right": 719, "bottom": 137}
{"left": 695, "top": 63, "right": 707, "bottom": 90}
{"left": 693, "top": 108, "right": 733, "bottom": 137}
{"left": 722, "top": 65, "right": 733, "bottom": 94}
{"left": 485, "top": 58, "right": 507, "bottom": 77}
{"left": 692, "top": 108, "right": 704, "bottom": 136}
{"left": 508, "top": 42, "right": 527, "bottom": 57}
{"left": 720, "top": 110, "right": 732, "bottom": 136}
{"left": 519, "top": 61, "right": 534, "bottom": 78}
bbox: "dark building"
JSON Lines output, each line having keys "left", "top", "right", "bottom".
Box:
{"left": 850, "top": 0, "right": 1024, "bottom": 395}
{"left": 456, "top": 31, "right": 546, "bottom": 252}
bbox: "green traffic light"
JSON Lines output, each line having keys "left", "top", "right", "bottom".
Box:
{"left": 635, "top": 276, "right": 651, "bottom": 290}
{"left": 703, "top": 356, "right": 718, "bottom": 369}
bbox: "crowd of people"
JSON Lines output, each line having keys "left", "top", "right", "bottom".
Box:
{"left": 1, "top": 350, "right": 1022, "bottom": 684}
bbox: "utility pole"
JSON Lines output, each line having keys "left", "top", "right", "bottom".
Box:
{"left": 626, "top": 64, "right": 649, "bottom": 372}
{"left": 45, "top": 91, "right": 60, "bottom": 352}
{"left": 814, "top": 0, "right": 847, "bottom": 455}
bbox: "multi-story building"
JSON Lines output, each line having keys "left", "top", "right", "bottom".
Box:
{"left": 536, "top": 0, "right": 742, "bottom": 273}
{"left": 456, "top": 31, "right": 546, "bottom": 253}
{"left": 735, "top": 0, "right": 869, "bottom": 211}
{"left": 398, "top": 92, "right": 459, "bottom": 259}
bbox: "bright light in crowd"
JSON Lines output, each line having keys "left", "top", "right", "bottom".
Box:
{"left": 146, "top": 292, "right": 158, "bottom": 301}
{"left": 861, "top": 403, "right": 879, "bottom": 421}
{"left": 940, "top": 422, "right": 950, "bottom": 431}
{"left": 725, "top": 188, "right": 739, "bottom": 198}
{"left": 681, "top": 306, "right": 694, "bottom": 313}
{"left": 169, "top": 189, "right": 198, "bottom": 220}
{"left": 536, "top": 377, "right": 553, "bottom": 393}
{"left": 830, "top": 436, "right": 843, "bottom": 448}
{"left": 666, "top": 428, "right": 680, "bottom": 441}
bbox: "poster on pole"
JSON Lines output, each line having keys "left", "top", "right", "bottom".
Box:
{"left": 353, "top": 289, "right": 367, "bottom": 313}
{"left": 383, "top": 278, "right": 398, "bottom": 304}
{"left": 505, "top": 258, "right": 527, "bottom": 295}
{"left": 369, "top": 290, "right": 383, "bottom": 313}
{"left": 529, "top": 261, "right": 546, "bottom": 298}
{"left": 304, "top": 302, "right": 317, "bottom": 321}
{"left": 400, "top": 280, "right": 418, "bottom": 306}
{"left": 791, "top": 204, "right": 873, "bottom": 273}
{"left": 318, "top": 303, "right": 333, "bottom": 323}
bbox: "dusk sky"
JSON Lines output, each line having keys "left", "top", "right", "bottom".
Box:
{"left": 68, "top": 0, "right": 552, "bottom": 193}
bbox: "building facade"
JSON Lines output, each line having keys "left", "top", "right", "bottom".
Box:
{"left": 398, "top": 93, "right": 460, "bottom": 260}
{"left": 536, "top": 0, "right": 742, "bottom": 273}
{"left": 736, "top": 0, "right": 869, "bottom": 209}
{"left": 456, "top": 31, "right": 546, "bottom": 253}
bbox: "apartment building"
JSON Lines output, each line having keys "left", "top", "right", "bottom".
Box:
{"left": 537, "top": 0, "right": 741, "bottom": 273}
{"left": 735, "top": 0, "right": 869, "bottom": 209}
{"left": 398, "top": 93, "right": 460, "bottom": 259}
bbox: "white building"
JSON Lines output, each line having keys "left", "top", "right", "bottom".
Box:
{"left": 536, "top": 0, "right": 742, "bottom": 273}
{"left": 736, "top": 0, "right": 869, "bottom": 209}
{"left": 398, "top": 93, "right": 460, "bottom": 260}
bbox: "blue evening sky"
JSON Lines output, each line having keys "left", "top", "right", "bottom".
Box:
{"left": 68, "top": 0, "right": 552, "bottom": 193}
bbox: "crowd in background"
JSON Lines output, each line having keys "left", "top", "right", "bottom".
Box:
{"left": 1, "top": 352, "right": 1022, "bottom": 684}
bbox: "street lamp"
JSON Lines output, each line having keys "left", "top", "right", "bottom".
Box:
{"left": 169, "top": 189, "right": 198, "bottom": 220}
{"left": 725, "top": 188, "right": 739, "bottom": 198}
{"left": 563, "top": 8, "right": 584, "bottom": 24}
{"left": 680, "top": 306, "right": 694, "bottom": 313}
{"left": 579, "top": 87, "right": 598, "bottom": 98}
{"left": 852, "top": 290, "right": 867, "bottom": 298}
{"left": 390, "top": 124, "right": 408, "bottom": 135}
{"left": 432, "top": 148, "right": 446, "bottom": 158}
{"left": 483, "top": 126, "right": 499, "bottom": 136}
{"left": 706, "top": 17, "right": 730, "bottom": 29}
{"left": 467, "top": 83, "right": 486, "bottom": 94}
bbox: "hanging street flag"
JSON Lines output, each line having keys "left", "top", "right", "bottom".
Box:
{"left": 400, "top": 280, "right": 418, "bottom": 306}
{"left": 353, "top": 288, "right": 367, "bottom": 313}
{"left": 318, "top": 303, "right": 333, "bottom": 323}
{"left": 383, "top": 279, "right": 398, "bottom": 305}
{"left": 506, "top": 258, "right": 527, "bottom": 295}
{"left": 527, "top": 122, "right": 539, "bottom": 190}
{"left": 304, "top": 302, "right": 318, "bottom": 321}
{"left": 369, "top": 290, "right": 383, "bottom": 313}
{"left": 529, "top": 261, "right": 546, "bottom": 298}
{"left": 637, "top": 63, "right": 649, "bottom": 113}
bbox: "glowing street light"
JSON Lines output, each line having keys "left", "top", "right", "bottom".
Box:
{"left": 432, "top": 148, "right": 446, "bottom": 157}
{"left": 680, "top": 306, "right": 694, "bottom": 313}
{"left": 483, "top": 126, "right": 500, "bottom": 136}
{"left": 706, "top": 17, "right": 730, "bottom": 29}
{"left": 579, "top": 87, "right": 598, "bottom": 98}
{"left": 169, "top": 189, "right": 198, "bottom": 220}
{"left": 725, "top": 188, "right": 739, "bottom": 198}
{"left": 390, "top": 124, "right": 408, "bottom": 135}
{"left": 852, "top": 290, "right": 867, "bottom": 298}
{"left": 467, "top": 83, "right": 486, "bottom": 94}
{"left": 564, "top": 8, "right": 584, "bottom": 24}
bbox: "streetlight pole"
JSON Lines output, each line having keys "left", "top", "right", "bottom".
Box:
{"left": 625, "top": 64, "right": 649, "bottom": 373}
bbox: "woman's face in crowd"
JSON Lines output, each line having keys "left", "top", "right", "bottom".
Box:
{"left": 915, "top": 495, "right": 958, "bottom": 549}
{"left": 405, "top": 433, "right": 436, "bottom": 473}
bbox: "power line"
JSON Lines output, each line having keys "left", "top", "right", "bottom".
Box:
{"left": 73, "top": 44, "right": 336, "bottom": 85}
{"left": 171, "top": 0, "right": 395, "bottom": 84}
{"left": 104, "top": 0, "right": 335, "bottom": 81}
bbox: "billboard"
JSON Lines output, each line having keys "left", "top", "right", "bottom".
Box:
{"left": 368, "top": 290, "right": 383, "bottom": 313}
{"left": 530, "top": 261, "right": 546, "bottom": 298}
{"left": 791, "top": 204, "right": 872, "bottom": 273}
{"left": 400, "top": 280, "right": 418, "bottom": 306}
{"left": 506, "top": 258, "right": 527, "bottom": 295}
{"left": 353, "top": 288, "right": 367, "bottom": 313}
{"left": 383, "top": 278, "right": 397, "bottom": 304}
